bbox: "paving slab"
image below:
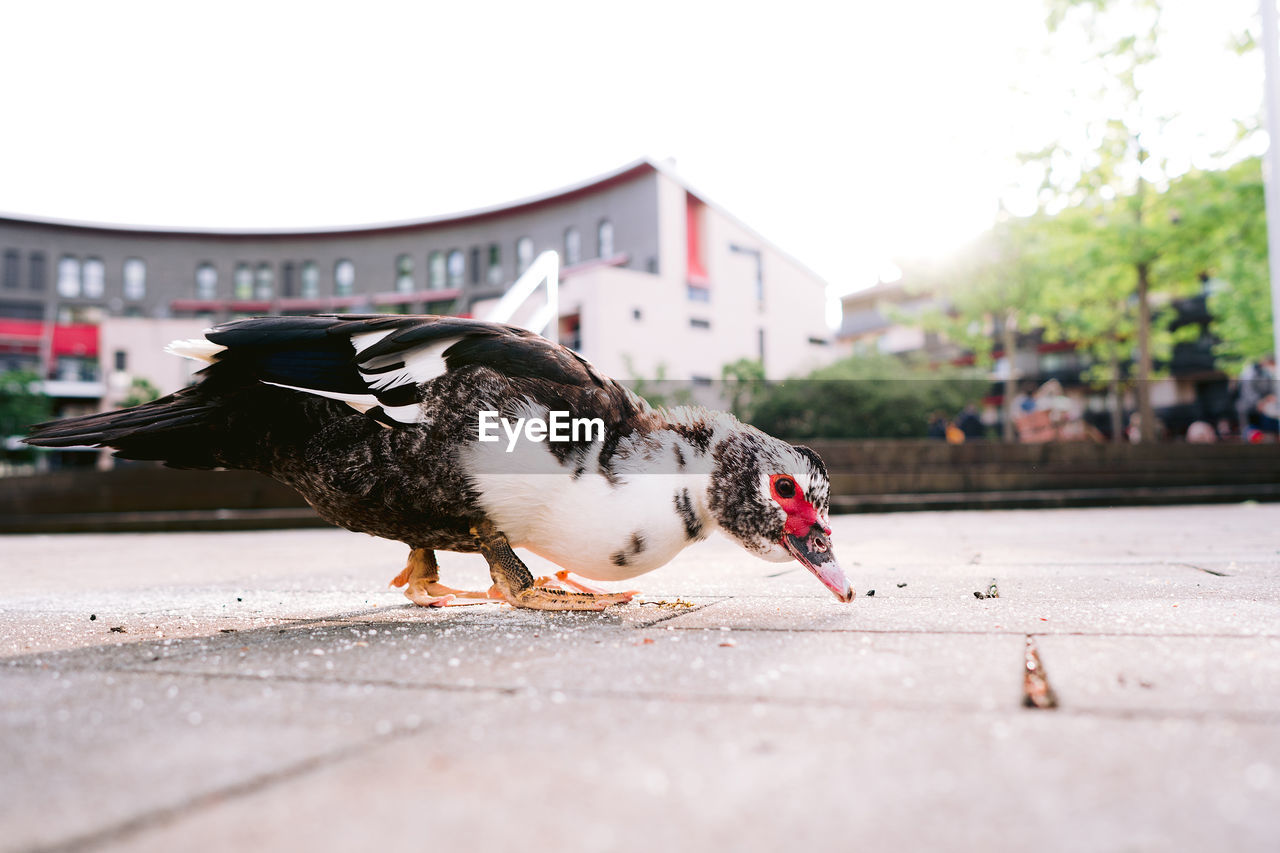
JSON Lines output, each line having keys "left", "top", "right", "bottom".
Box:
{"left": 86, "top": 700, "right": 1280, "bottom": 853}
{"left": 1035, "top": 634, "right": 1280, "bottom": 716}
{"left": 0, "top": 665, "right": 494, "bottom": 853}
{"left": 1, "top": 503, "right": 1278, "bottom": 852}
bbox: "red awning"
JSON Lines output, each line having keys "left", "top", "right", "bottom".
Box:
{"left": 0, "top": 320, "right": 99, "bottom": 357}
{"left": 53, "top": 324, "right": 99, "bottom": 357}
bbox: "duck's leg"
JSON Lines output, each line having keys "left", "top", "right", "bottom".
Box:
{"left": 389, "top": 548, "right": 496, "bottom": 607}
{"left": 472, "top": 521, "right": 636, "bottom": 611}
{"left": 534, "top": 570, "right": 622, "bottom": 596}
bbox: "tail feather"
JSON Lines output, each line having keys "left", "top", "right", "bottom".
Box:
{"left": 25, "top": 389, "right": 228, "bottom": 468}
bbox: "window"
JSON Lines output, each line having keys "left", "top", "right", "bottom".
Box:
{"left": 597, "top": 219, "right": 614, "bottom": 258}
{"left": 2, "top": 250, "right": 18, "bottom": 289}
{"left": 690, "top": 318, "right": 711, "bottom": 330}
{"left": 334, "top": 259, "right": 354, "bottom": 296}
{"left": 57, "top": 256, "right": 80, "bottom": 297}
{"left": 469, "top": 247, "right": 481, "bottom": 285}
{"left": 195, "top": 263, "right": 217, "bottom": 299}
{"left": 396, "top": 254, "right": 414, "bottom": 293}
{"left": 28, "top": 252, "right": 46, "bottom": 291}
{"left": 564, "top": 227, "right": 581, "bottom": 266}
{"left": 114, "top": 350, "right": 127, "bottom": 371}
{"left": 234, "top": 263, "right": 253, "bottom": 299}
{"left": 300, "top": 261, "right": 319, "bottom": 298}
{"left": 632, "top": 308, "right": 642, "bottom": 321}
{"left": 447, "top": 249, "right": 464, "bottom": 288}
{"left": 254, "top": 263, "right": 274, "bottom": 300}
{"left": 487, "top": 243, "right": 502, "bottom": 285}
{"left": 83, "top": 258, "right": 105, "bottom": 299}
{"left": 428, "top": 251, "right": 445, "bottom": 290}
{"left": 516, "top": 237, "right": 534, "bottom": 275}
{"left": 687, "top": 284, "right": 710, "bottom": 302}
{"left": 281, "top": 261, "right": 296, "bottom": 297}
{"left": 122, "top": 258, "right": 145, "bottom": 300}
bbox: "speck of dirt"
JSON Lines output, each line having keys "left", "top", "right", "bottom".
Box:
{"left": 89, "top": 614, "right": 96, "bottom": 621}
{"left": 236, "top": 598, "right": 242, "bottom": 602}
{"left": 974, "top": 582, "right": 1000, "bottom": 600}
{"left": 109, "top": 626, "right": 127, "bottom": 634}
{"left": 865, "top": 590, "right": 875, "bottom": 597}
{"left": 896, "top": 583, "right": 907, "bottom": 588}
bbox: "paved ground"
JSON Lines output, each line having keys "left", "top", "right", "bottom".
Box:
{"left": 2, "top": 503, "right": 1278, "bottom": 853}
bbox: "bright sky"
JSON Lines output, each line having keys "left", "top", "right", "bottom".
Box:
{"left": 0, "top": 0, "right": 1264, "bottom": 296}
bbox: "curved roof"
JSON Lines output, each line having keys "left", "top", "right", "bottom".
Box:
{"left": 0, "top": 159, "right": 659, "bottom": 238}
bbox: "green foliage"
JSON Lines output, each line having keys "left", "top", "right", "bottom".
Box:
{"left": 908, "top": 213, "right": 1055, "bottom": 366}
{"left": 1164, "top": 158, "right": 1272, "bottom": 368}
{"left": 120, "top": 377, "right": 161, "bottom": 409}
{"left": 736, "top": 353, "right": 987, "bottom": 440}
{"left": 720, "top": 357, "right": 766, "bottom": 422}
{"left": 619, "top": 355, "right": 694, "bottom": 409}
{"left": 0, "top": 370, "right": 52, "bottom": 451}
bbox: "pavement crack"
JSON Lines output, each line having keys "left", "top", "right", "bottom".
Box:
{"left": 634, "top": 597, "right": 727, "bottom": 628}
{"left": 1022, "top": 635, "right": 1059, "bottom": 710}
{"left": 26, "top": 724, "right": 430, "bottom": 853}
{"left": 1176, "top": 562, "right": 1230, "bottom": 577}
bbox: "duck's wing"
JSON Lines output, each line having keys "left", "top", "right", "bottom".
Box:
{"left": 195, "top": 314, "right": 650, "bottom": 427}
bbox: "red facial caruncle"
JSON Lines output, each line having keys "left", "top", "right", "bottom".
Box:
{"left": 768, "top": 474, "right": 830, "bottom": 538}
{"left": 769, "top": 472, "right": 850, "bottom": 602}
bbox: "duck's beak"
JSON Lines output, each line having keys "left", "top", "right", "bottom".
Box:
{"left": 783, "top": 522, "right": 853, "bottom": 602}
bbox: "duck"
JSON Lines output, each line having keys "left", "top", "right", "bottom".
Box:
{"left": 25, "top": 315, "right": 851, "bottom": 611}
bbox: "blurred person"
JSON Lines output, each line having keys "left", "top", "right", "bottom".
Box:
{"left": 956, "top": 403, "right": 985, "bottom": 440}
{"left": 1185, "top": 420, "right": 1218, "bottom": 444}
{"left": 1126, "top": 412, "right": 1167, "bottom": 443}
{"left": 1012, "top": 386, "right": 1036, "bottom": 415}
{"left": 927, "top": 411, "right": 948, "bottom": 440}
{"left": 1236, "top": 355, "right": 1277, "bottom": 442}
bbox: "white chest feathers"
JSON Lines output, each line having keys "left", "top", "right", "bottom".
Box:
{"left": 459, "top": 429, "right": 714, "bottom": 581}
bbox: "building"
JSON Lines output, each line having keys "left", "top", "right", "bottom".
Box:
{"left": 1, "top": 159, "right": 834, "bottom": 426}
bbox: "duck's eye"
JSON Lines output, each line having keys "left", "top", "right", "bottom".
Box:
{"left": 775, "top": 477, "right": 796, "bottom": 499}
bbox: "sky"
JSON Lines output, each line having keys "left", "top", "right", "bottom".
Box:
{"left": 0, "top": 0, "right": 1265, "bottom": 296}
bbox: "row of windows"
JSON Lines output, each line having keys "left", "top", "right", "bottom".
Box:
{"left": 191, "top": 220, "right": 617, "bottom": 300}
{"left": 2, "top": 250, "right": 146, "bottom": 300}
{"left": 4, "top": 219, "right": 619, "bottom": 304}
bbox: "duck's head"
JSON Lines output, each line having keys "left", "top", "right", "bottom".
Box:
{"left": 708, "top": 430, "right": 853, "bottom": 602}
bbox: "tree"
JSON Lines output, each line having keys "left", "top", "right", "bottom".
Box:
{"left": 119, "top": 377, "right": 160, "bottom": 409}
{"left": 1028, "top": 0, "right": 1216, "bottom": 440}
{"left": 619, "top": 356, "right": 694, "bottom": 410}
{"left": 1161, "top": 157, "right": 1272, "bottom": 369}
{"left": 0, "top": 370, "right": 51, "bottom": 461}
{"left": 720, "top": 357, "right": 766, "bottom": 423}
{"left": 909, "top": 214, "right": 1053, "bottom": 442}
